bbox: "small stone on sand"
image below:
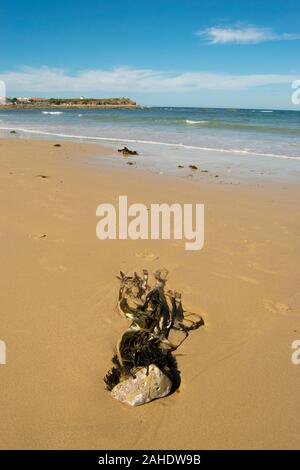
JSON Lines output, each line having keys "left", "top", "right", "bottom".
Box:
{"left": 111, "top": 364, "right": 172, "bottom": 406}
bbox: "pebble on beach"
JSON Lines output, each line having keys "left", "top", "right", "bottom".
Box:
{"left": 111, "top": 364, "right": 172, "bottom": 406}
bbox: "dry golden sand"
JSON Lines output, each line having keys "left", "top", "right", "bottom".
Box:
{"left": 0, "top": 138, "right": 299, "bottom": 449}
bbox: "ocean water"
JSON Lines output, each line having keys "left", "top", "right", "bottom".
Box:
{"left": 1, "top": 107, "right": 300, "bottom": 178}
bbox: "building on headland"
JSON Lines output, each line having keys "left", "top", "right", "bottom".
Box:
{"left": 13, "top": 97, "right": 50, "bottom": 104}
{"left": 28, "top": 97, "right": 49, "bottom": 103}
{"left": 17, "top": 97, "right": 30, "bottom": 103}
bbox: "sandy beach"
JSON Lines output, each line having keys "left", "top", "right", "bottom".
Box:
{"left": 0, "top": 137, "right": 299, "bottom": 450}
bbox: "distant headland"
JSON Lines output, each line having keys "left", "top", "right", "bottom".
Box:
{"left": 0, "top": 97, "right": 138, "bottom": 109}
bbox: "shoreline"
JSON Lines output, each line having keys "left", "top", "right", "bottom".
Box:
{"left": 0, "top": 137, "right": 299, "bottom": 449}
{"left": 2, "top": 131, "right": 300, "bottom": 186}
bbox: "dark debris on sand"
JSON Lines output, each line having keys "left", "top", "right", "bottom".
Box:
{"left": 118, "top": 146, "right": 138, "bottom": 156}
{"left": 104, "top": 269, "right": 204, "bottom": 394}
{"left": 35, "top": 174, "right": 49, "bottom": 179}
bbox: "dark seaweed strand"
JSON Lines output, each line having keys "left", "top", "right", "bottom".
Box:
{"left": 104, "top": 270, "right": 204, "bottom": 392}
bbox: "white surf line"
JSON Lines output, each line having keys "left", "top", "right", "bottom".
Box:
{"left": 1, "top": 126, "right": 300, "bottom": 161}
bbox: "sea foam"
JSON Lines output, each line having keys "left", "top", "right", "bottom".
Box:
{"left": 42, "top": 111, "right": 63, "bottom": 115}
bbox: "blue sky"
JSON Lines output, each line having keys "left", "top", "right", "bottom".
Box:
{"left": 1, "top": 0, "right": 300, "bottom": 108}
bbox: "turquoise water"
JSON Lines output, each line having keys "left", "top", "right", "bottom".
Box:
{"left": 1, "top": 107, "right": 300, "bottom": 167}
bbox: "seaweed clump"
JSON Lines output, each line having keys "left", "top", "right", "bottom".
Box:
{"left": 118, "top": 146, "right": 138, "bottom": 156}
{"left": 104, "top": 269, "right": 204, "bottom": 393}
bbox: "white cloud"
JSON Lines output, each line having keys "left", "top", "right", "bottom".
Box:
{"left": 0, "top": 66, "right": 297, "bottom": 94}
{"left": 198, "top": 26, "right": 300, "bottom": 44}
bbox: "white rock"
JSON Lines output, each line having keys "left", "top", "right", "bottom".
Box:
{"left": 111, "top": 364, "right": 172, "bottom": 406}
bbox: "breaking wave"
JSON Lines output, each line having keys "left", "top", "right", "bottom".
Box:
{"left": 42, "top": 111, "right": 63, "bottom": 115}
